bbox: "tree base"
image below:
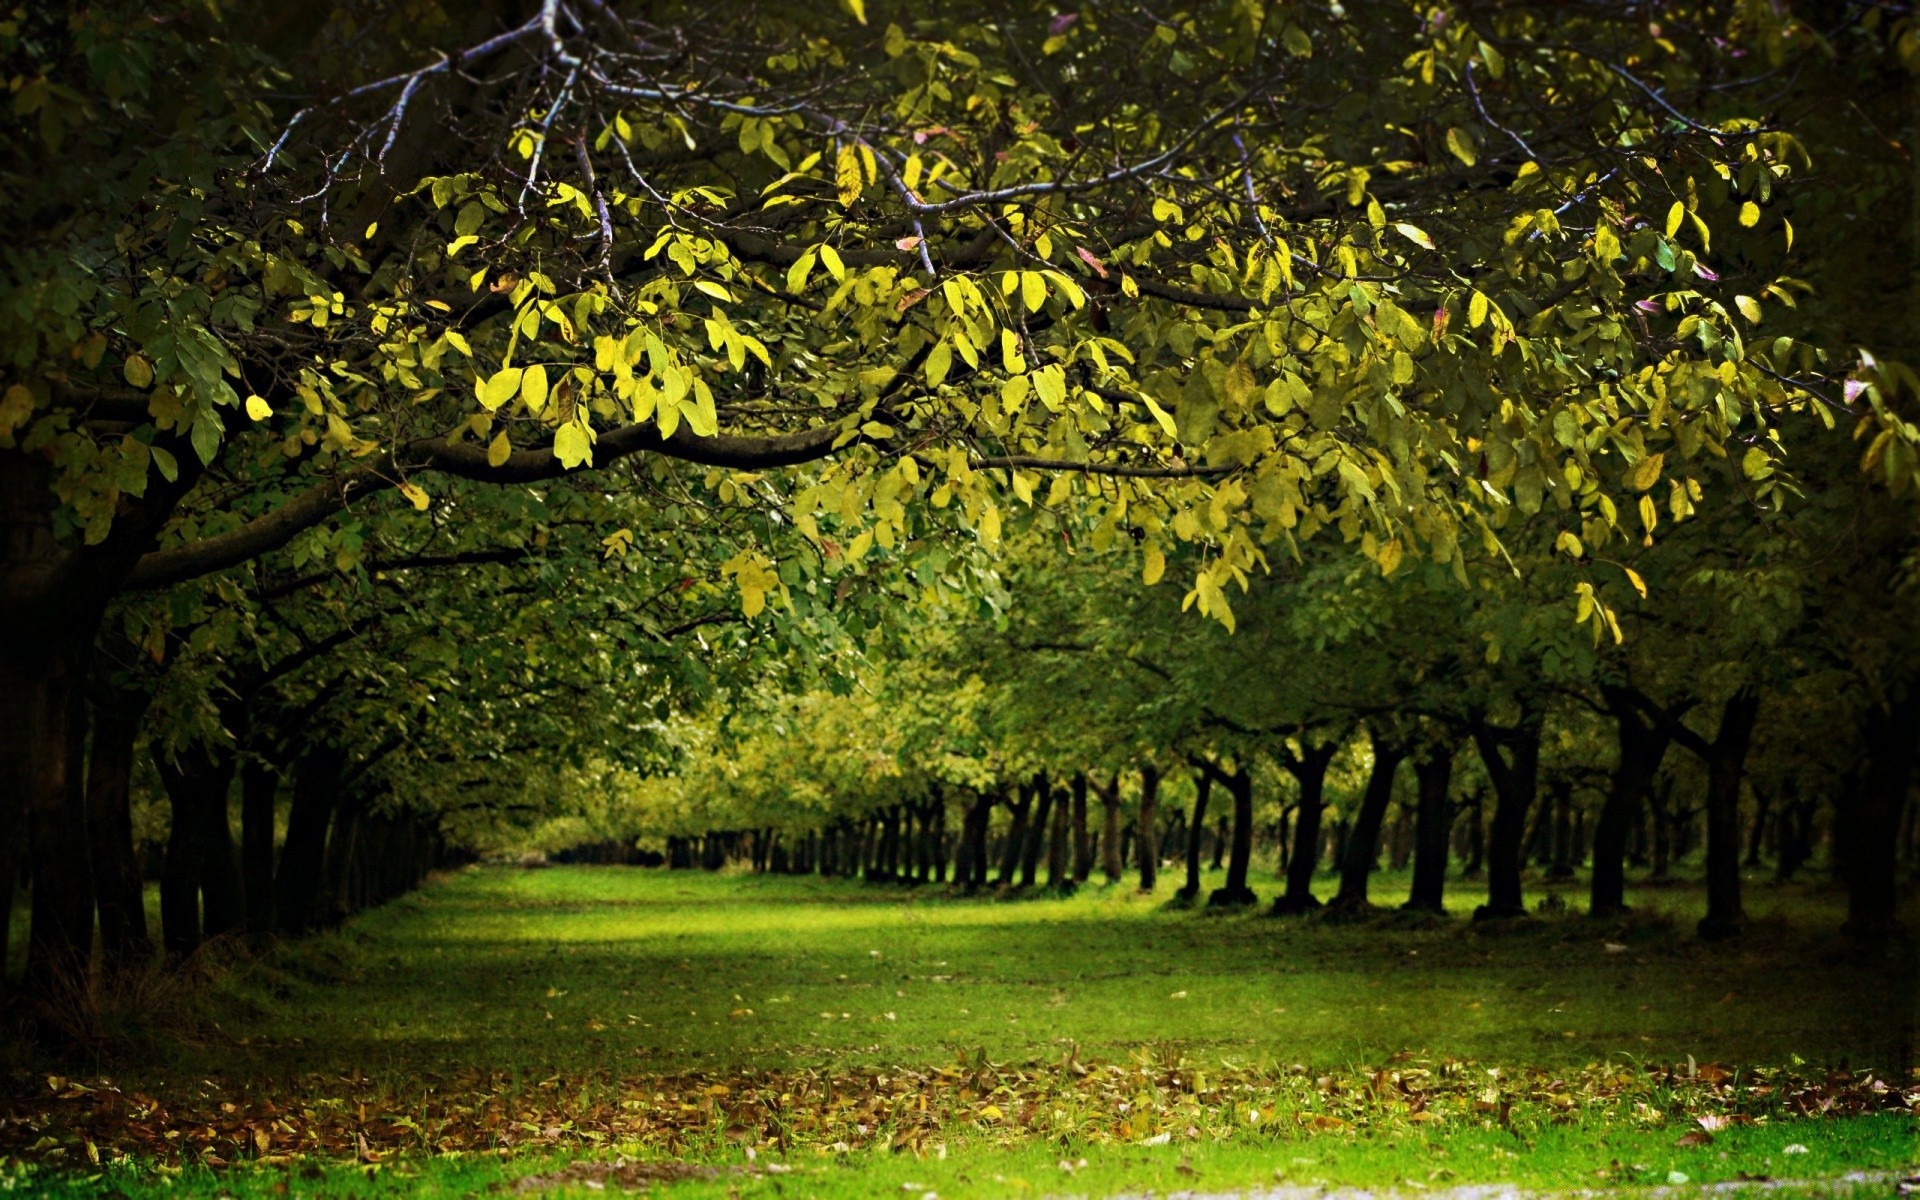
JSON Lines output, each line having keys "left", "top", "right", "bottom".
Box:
{"left": 1207, "top": 885, "right": 1258, "bottom": 909}
{"left": 1472, "top": 902, "right": 1530, "bottom": 923}
{"left": 1587, "top": 902, "right": 1631, "bottom": 920}
{"left": 1398, "top": 899, "right": 1447, "bottom": 916}
{"left": 1268, "top": 892, "right": 1321, "bottom": 916}
{"left": 1696, "top": 913, "right": 1745, "bottom": 942}
{"left": 1319, "top": 897, "right": 1375, "bottom": 924}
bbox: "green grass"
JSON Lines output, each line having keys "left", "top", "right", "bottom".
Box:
{"left": 9, "top": 865, "right": 1916, "bottom": 1197}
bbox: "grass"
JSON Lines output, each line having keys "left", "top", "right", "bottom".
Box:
{"left": 6, "top": 865, "right": 1916, "bottom": 1197}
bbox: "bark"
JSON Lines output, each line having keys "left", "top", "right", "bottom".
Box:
{"left": 1404, "top": 745, "right": 1453, "bottom": 914}
{"left": 1841, "top": 690, "right": 1918, "bottom": 939}
{"left": 157, "top": 742, "right": 240, "bottom": 958}
{"left": 997, "top": 786, "right": 1032, "bottom": 888}
{"left": 1685, "top": 689, "right": 1762, "bottom": 941}
{"left": 1136, "top": 765, "right": 1160, "bottom": 892}
{"left": 1591, "top": 687, "right": 1669, "bottom": 917}
{"left": 1745, "top": 783, "right": 1773, "bottom": 869}
{"left": 958, "top": 790, "right": 995, "bottom": 893}
{"left": 1206, "top": 762, "right": 1258, "bottom": 908}
{"left": 1019, "top": 775, "right": 1054, "bottom": 888}
{"left": 1471, "top": 712, "right": 1542, "bottom": 920}
{"left": 1070, "top": 774, "right": 1092, "bottom": 883}
{"left": 1546, "top": 780, "right": 1575, "bottom": 879}
{"left": 240, "top": 758, "right": 280, "bottom": 935}
{"left": 1273, "top": 741, "right": 1338, "bottom": 914}
{"left": 1176, "top": 771, "right": 1212, "bottom": 903}
{"left": 1098, "top": 776, "right": 1125, "bottom": 883}
{"left": 276, "top": 751, "right": 339, "bottom": 933}
{"left": 1328, "top": 732, "right": 1406, "bottom": 913}
{"left": 85, "top": 688, "right": 152, "bottom": 974}
{"left": 1046, "top": 785, "right": 1072, "bottom": 892}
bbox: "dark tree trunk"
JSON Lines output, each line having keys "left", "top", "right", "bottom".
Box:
{"left": 1591, "top": 687, "right": 1670, "bottom": 917}
{"left": 1046, "top": 785, "right": 1072, "bottom": 892}
{"left": 1207, "top": 763, "right": 1257, "bottom": 908}
{"left": 1070, "top": 774, "right": 1092, "bottom": 883}
{"left": 157, "top": 742, "right": 239, "bottom": 958}
{"left": 1098, "top": 776, "right": 1124, "bottom": 883}
{"left": 1329, "top": 732, "right": 1406, "bottom": 914}
{"left": 1404, "top": 745, "right": 1453, "bottom": 914}
{"left": 240, "top": 758, "right": 279, "bottom": 935}
{"left": 959, "top": 790, "right": 994, "bottom": 893}
{"left": 1774, "top": 781, "right": 1813, "bottom": 882}
{"left": 1546, "top": 780, "right": 1575, "bottom": 879}
{"left": 85, "top": 690, "right": 152, "bottom": 974}
{"left": 1648, "top": 776, "right": 1675, "bottom": 881}
{"left": 1462, "top": 793, "right": 1486, "bottom": 878}
{"left": 1020, "top": 775, "right": 1054, "bottom": 888}
{"left": 276, "top": 748, "right": 339, "bottom": 936}
{"left": 1210, "top": 815, "right": 1228, "bottom": 870}
{"left": 1745, "top": 783, "right": 1773, "bottom": 869}
{"left": 998, "top": 786, "right": 1032, "bottom": 888}
{"left": 12, "top": 637, "right": 94, "bottom": 998}
{"left": 1136, "top": 765, "right": 1160, "bottom": 892}
{"left": 1841, "top": 691, "right": 1918, "bottom": 939}
{"left": 1697, "top": 689, "right": 1761, "bottom": 941}
{"left": 1472, "top": 712, "right": 1541, "bottom": 920}
{"left": 1176, "top": 771, "right": 1212, "bottom": 903}
{"left": 1273, "top": 741, "right": 1338, "bottom": 914}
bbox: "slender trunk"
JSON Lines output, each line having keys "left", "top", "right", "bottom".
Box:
{"left": 1210, "top": 815, "right": 1228, "bottom": 870}
{"left": 1330, "top": 733, "right": 1405, "bottom": 913}
{"left": 1404, "top": 746, "right": 1453, "bottom": 914}
{"left": 997, "top": 788, "right": 1032, "bottom": 888}
{"left": 1209, "top": 765, "right": 1257, "bottom": 907}
{"left": 1136, "top": 765, "right": 1160, "bottom": 892}
{"left": 1177, "top": 772, "right": 1212, "bottom": 902}
{"left": 1070, "top": 774, "right": 1092, "bottom": 883}
{"left": 1462, "top": 794, "right": 1485, "bottom": 878}
{"left": 1592, "top": 689, "right": 1668, "bottom": 916}
{"left": 1841, "top": 691, "right": 1918, "bottom": 939}
{"left": 1274, "top": 742, "right": 1337, "bottom": 914}
{"left": 240, "top": 759, "right": 279, "bottom": 935}
{"left": 1745, "top": 783, "right": 1773, "bottom": 869}
{"left": 13, "top": 638, "right": 94, "bottom": 996}
{"left": 199, "top": 756, "right": 246, "bottom": 938}
{"left": 1698, "top": 689, "right": 1761, "bottom": 941}
{"left": 1472, "top": 714, "right": 1541, "bottom": 920}
{"left": 1547, "top": 781, "right": 1575, "bottom": 879}
{"left": 323, "top": 793, "right": 367, "bottom": 922}
{"left": 157, "top": 742, "right": 237, "bottom": 959}
{"left": 1020, "top": 775, "right": 1053, "bottom": 888}
{"left": 86, "top": 692, "right": 152, "bottom": 974}
{"left": 1099, "top": 776, "right": 1124, "bottom": 883}
{"left": 1649, "top": 777, "right": 1674, "bottom": 881}
{"left": 1046, "top": 786, "right": 1071, "bottom": 892}
{"left": 960, "top": 791, "right": 994, "bottom": 893}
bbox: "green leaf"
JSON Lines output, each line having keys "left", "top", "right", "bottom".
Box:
{"left": 520, "top": 364, "right": 549, "bottom": 413}
{"left": 925, "top": 339, "right": 953, "bottom": 387}
{"left": 553, "top": 420, "right": 594, "bottom": 468}
{"left": 1444, "top": 127, "right": 1476, "bottom": 167}
{"left": 478, "top": 367, "right": 523, "bottom": 411}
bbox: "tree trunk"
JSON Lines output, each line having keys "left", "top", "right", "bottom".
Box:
{"left": 997, "top": 786, "right": 1032, "bottom": 888}
{"left": 1046, "top": 785, "right": 1072, "bottom": 892}
{"left": 1329, "top": 732, "right": 1405, "bottom": 914}
{"left": 1592, "top": 688, "right": 1668, "bottom": 917}
{"left": 1698, "top": 688, "right": 1761, "bottom": 941}
{"left": 1273, "top": 741, "right": 1338, "bottom": 914}
{"left": 1020, "top": 775, "right": 1053, "bottom": 888}
{"left": 1841, "top": 690, "right": 1917, "bottom": 939}
{"left": 1546, "top": 780, "right": 1575, "bottom": 879}
{"left": 1462, "top": 793, "right": 1485, "bottom": 878}
{"left": 1098, "top": 776, "right": 1124, "bottom": 883}
{"left": 1176, "top": 771, "right": 1211, "bottom": 903}
{"left": 1472, "top": 713, "right": 1541, "bottom": 921}
{"left": 1207, "top": 763, "right": 1258, "bottom": 908}
{"left": 1136, "top": 765, "right": 1160, "bottom": 892}
{"left": 85, "top": 691, "right": 152, "bottom": 975}
{"left": 1070, "top": 774, "right": 1092, "bottom": 883}
{"left": 240, "top": 758, "right": 279, "bottom": 935}
{"left": 286, "top": 761, "right": 344, "bottom": 907}
{"left": 157, "top": 742, "right": 239, "bottom": 958}
{"left": 959, "top": 790, "right": 994, "bottom": 893}
{"left": 1404, "top": 745, "right": 1453, "bottom": 914}
{"left": 9, "top": 638, "right": 94, "bottom": 998}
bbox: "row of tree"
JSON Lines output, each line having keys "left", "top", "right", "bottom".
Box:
{"left": 3, "top": 1, "right": 1918, "bottom": 1023}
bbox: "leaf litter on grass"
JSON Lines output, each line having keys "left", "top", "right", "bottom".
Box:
{"left": 7, "top": 1051, "right": 1913, "bottom": 1171}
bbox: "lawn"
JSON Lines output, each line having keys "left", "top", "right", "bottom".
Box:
{"left": 6, "top": 866, "right": 1915, "bottom": 1197}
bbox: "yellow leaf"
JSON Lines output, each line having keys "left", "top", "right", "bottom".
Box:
{"left": 1377, "top": 537, "right": 1404, "bottom": 575}
{"left": 1638, "top": 493, "right": 1658, "bottom": 533}
{"left": 1626, "top": 451, "right": 1664, "bottom": 493}
{"left": 1623, "top": 566, "right": 1647, "bottom": 599}
{"left": 836, "top": 144, "right": 864, "bottom": 207}
{"left": 845, "top": 0, "right": 866, "bottom": 23}
{"left": 1734, "top": 295, "right": 1762, "bottom": 324}
{"left": 1142, "top": 396, "right": 1179, "bottom": 439}
{"left": 123, "top": 355, "right": 153, "bottom": 388}
{"left": 1143, "top": 543, "right": 1166, "bottom": 585}
{"left": 1468, "top": 291, "right": 1489, "bottom": 329}
{"left": 1022, "top": 271, "right": 1048, "bottom": 314}
{"left": 979, "top": 1105, "right": 1004, "bottom": 1121}
{"left": 244, "top": 395, "right": 272, "bottom": 422}
{"left": 398, "top": 482, "right": 430, "bottom": 511}
{"left": 1000, "top": 328, "right": 1025, "bottom": 374}
{"left": 487, "top": 431, "right": 512, "bottom": 468}
{"left": 1738, "top": 201, "right": 1760, "bottom": 228}
{"left": 1664, "top": 201, "right": 1686, "bottom": 238}
{"left": 478, "top": 367, "right": 523, "bottom": 411}
{"left": 520, "top": 363, "right": 549, "bottom": 413}
{"left": 1444, "top": 127, "right": 1476, "bottom": 167}
{"left": 820, "top": 244, "right": 846, "bottom": 281}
